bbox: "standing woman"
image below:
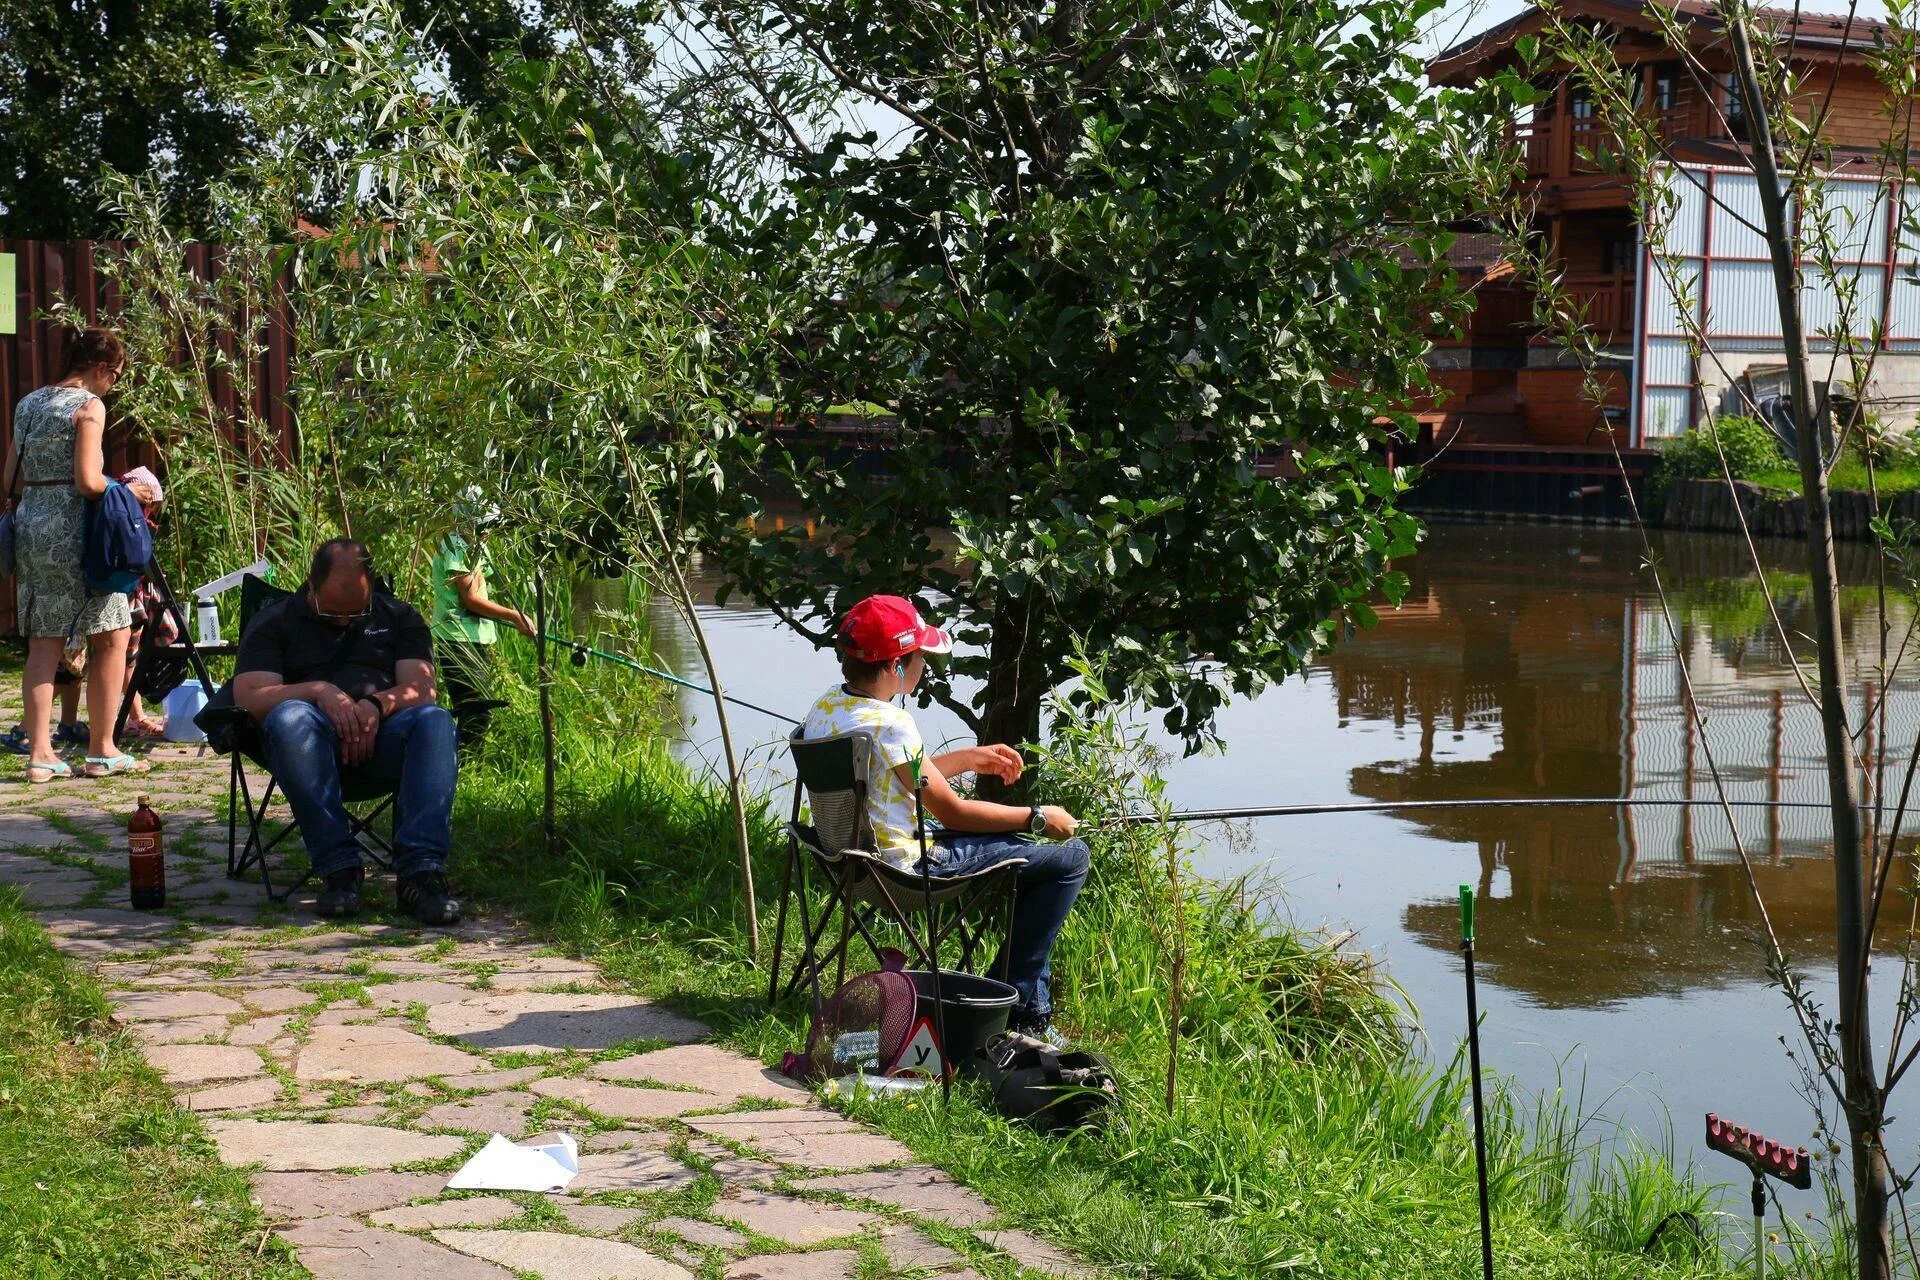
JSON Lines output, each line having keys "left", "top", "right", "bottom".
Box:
{"left": 3, "top": 328, "right": 149, "bottom": 781}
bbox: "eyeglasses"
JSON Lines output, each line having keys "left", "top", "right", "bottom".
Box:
{"left": 308, "top": 596, "right": 372, "bottom": 623}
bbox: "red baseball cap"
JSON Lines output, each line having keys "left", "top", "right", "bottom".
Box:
{"left": 838, "top": 595, "right": 953, "bottom": 664}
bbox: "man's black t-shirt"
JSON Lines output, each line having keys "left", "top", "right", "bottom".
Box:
{"left": 235, "top": 590, "right": 435, "bottom": 702}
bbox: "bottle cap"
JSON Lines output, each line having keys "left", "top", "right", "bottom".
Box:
{"left": 137, "top": 794, "right": 151, "bottom": 806}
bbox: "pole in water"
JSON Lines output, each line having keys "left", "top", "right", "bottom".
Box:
{"left": 1461, "top": 884, "right": 1494, "bottom": 1280}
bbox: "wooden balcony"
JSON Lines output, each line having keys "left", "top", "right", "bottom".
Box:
{"left": 1508, "top": 109, "right": 1687, "bottom": 180}
{"left": 1543, "top": 272, "right": 1636, "bottom": 343}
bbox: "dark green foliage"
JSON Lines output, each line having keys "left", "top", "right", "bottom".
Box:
{"left": 0, "top": 0, "right": 655, "bottom": 238}
{"left": 1656, "top": 414, "right": 1788, "bottom": 486}
{"left": 699, "top": 0, "right": 1512, "bottom": 755}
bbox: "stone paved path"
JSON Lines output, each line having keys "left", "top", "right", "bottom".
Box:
{"left": 0, "top": 719, "right": 1094, "bottom": 1280}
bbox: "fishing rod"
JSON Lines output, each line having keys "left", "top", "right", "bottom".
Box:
{"left": 542, "top": 630, "right": 802, "bottom": 725}
{"left": 1098, "top": 795, "right": 1864, "bottom": 826}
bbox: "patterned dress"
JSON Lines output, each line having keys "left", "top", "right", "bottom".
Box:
{"left": 10, "top": 385, "right": 130, "bottom": 639}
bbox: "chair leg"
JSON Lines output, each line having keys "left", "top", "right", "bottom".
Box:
{"left": 226, "top": 754, "right": 243, "bottom": 879}
{"left": 767, "top": 838, "right": 799, "bottom": 1006}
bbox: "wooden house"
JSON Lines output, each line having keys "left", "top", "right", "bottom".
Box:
{"left": 1422, "top": 0, "right": 1919, "bottom": 456}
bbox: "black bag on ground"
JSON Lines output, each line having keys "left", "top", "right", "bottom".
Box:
{"left": 976, "top": 1031, "right": 1118, "bottom": 1134}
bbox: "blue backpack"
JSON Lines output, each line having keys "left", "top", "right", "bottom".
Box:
{"left": 84, "top": 481, "right": 153, "bottom": 595}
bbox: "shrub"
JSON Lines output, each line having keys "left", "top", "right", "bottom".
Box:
{"left": 1656, "top": 414, "right": 1788, "bottom": 487}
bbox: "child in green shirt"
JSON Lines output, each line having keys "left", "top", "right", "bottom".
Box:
{"left": 430, "top": 525, "right": 532, "bottom": 748}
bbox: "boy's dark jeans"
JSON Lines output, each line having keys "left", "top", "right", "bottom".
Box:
{"left": 438, "top": 639, "right": 497, "bottom": 747}
{"left": 928, "top": 832, "right": 1091, "bottom": 1020}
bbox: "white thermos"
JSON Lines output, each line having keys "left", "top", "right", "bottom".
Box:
{"left": 196, "top": 599, "right": 221, "bottom": 646}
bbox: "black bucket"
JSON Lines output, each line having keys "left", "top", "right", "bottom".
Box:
{"left": 904, "top": 970, "right": 1018, "bottom": 1076}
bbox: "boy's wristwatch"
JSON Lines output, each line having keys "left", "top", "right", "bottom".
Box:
{"left": 1027, "top": 806, "right": 1048, "bottom": 835}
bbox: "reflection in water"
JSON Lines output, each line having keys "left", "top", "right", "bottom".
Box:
{"left": 653, "top": 522, "right": 1919, "bottom": 1179}
{"left": 1338, "top": 532, "right": 1916, "bottom": 1009}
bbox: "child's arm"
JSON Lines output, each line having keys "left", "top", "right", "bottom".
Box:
{"left": 452, "top": 569, "right": 535, "bottom": 636}
{"left": 894, "top": 757, "right": 1077, "bottom": 839}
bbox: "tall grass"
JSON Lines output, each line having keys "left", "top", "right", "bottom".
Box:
{"left": 435, "top": 618, "right": 1743, "bottom": 1279}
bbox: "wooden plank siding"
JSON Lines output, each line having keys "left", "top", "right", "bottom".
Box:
{"left": 1, "top": 238, "right": 295, "bottom": 631}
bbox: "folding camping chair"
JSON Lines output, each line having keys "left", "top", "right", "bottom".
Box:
{"left": 202, "top": 573, "right": 398, "bottom": 901}
{"left": 766, "top": 727, "right": 1025, "bottom": 1008}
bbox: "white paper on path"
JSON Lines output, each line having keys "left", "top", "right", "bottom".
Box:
{"left": 445, "top": 1132, "right": 579, "bottom": 1192}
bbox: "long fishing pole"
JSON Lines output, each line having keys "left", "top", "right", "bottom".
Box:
{"left": 1097, "top": 796, "right": 1865, "bottom": 826}
{"left": 543, "top": 630, "right": 801, "bottom": 725}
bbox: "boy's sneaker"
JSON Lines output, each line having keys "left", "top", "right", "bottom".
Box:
{"left": 1008, "top": 1009, "right": 1069, "bottom": 1048}
{"left": 54, "top": 722, "right": 88, "bottom": 748}
{"left": 316, "top": 866, "right": 363, "bottom": 918}
{"left": 397, "top": 871, "right": 462, "bottom": 926}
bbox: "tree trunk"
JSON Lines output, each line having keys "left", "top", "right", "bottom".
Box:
{"left": 977, "top": 596, "right": 1042, "bottom": 800}
{"left": 1727, "top": 15, "right": 1889, "bottom": 1277}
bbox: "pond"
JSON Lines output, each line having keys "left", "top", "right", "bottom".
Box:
{"left": 646, "top": 520, "right": 1920, "bottom": 1191}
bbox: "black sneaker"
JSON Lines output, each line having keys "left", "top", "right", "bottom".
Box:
{"left": 315, "top": 866, "right": 363, "bottom": 918}
{"left": 397, "top": 871, "right": 462, "bottom": 926}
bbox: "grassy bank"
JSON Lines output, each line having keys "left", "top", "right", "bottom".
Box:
{"left": 444, "top": 635, "right": 1741, "bottom": 1280}
{"left": 0, "top": 888, "right": 300, "bottom": 1280}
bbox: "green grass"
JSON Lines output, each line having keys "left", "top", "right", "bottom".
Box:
{"left": 440, "top": 639, "right": 1742, "bottom": 1280}
{"left": 1751, "top": 460, "right": 1920, "bottom": 496}
{"left": 0, "top": 887, "right": 300, "bottom": 1280}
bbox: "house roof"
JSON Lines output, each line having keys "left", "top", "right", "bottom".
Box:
{"left": 1429, "top": 0, "right": 1889, "bottom": 85}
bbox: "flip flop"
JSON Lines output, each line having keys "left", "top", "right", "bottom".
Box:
{"left": 27, "top": 759, "right": 72, "bottom": 784}
{"left": 83, "top": 754, "right": 151, "bottom": 778}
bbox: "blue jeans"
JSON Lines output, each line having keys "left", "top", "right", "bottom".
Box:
{"left": 929, "top": 832, "right": 1090, "bottom": 1020}
{"left": 260, "top": 701, "right": 457, "bottom": 880}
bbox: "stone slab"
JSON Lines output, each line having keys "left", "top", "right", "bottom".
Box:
{"left": 132, "top": 1014, "right": 232, "bottom": 1045}
{"left": 418, "top": 1092, "right": 540, "bottom": 1136}
{"left": 210, "top": 1120, "right": 463, "bottom": 1171}
{"left": 229, "top": 1014, "right": 294, "bottom": 1046}
{"left": 174, "top": 1076, "right": 285, "bottom": 1113}
{"left": 295, "top": 1023, "right": 490, "bottom": 1083}
{"left": 587, "top": 1046, "right": 805, "bottom": 1102}
{"left": 581, "top": 1130, "right": 678, "bottom": 1154}
{"left": 40, "top": 908, "right": 176, "bottom": 938}
{"left": 652, "top": 1217, "right": 748, "bottom": 1251}
{"left": 721, "top": 1250, "right": 861, "bottom": 1280}
{"left": 751, "top": 1129, "right": 917, "bottom": 1171}
{"left": 795, "top": 1168, "right": 995, "bottom": 1228}
{"left": 368, "top": 979, "right": 480, "bottom": 1008}
{"left": 980, "top": 1229, "right": 1093, "bottom": 1279}
{"left": 433, "top": 1229, "right": 695, "bottom": 1279}
{"left": 556, "top": 1202, "right": 646, "bottom": 1235}
{"left": 243, "top": 986, "right": 316, "bottom": 1013}
{"left": 370, "top": 1196, "right": 523, "bottom": 1229}
{"left": 111, "top": 989, "right": 246, "bottom": 1020}
{"left": 8, "top": 870, "right": 96, "bottom": 906}
{"left": 709, "top": 1190, "right": 876, "bottom": 1246}
{"left": 281, "top": 1215, "right": 518, "bottom": 1279}
{"left": 251, "top": 1171, "right": 451, "bottom": 1219}
{"left": 878, "top": 1226, "right": 963, "bottom": 1272}
{"left": 531, "top": 1076, "right": 721, "bottom": 1122}
{"left": 568, "top": 1150, "right": 701, "bottom": 1195}
{"left": 426, "top": 992, "right": 708, "bottom": 1053}
{"left": 438, "top": 1064, "right": 543, "bottom": 1090}
{"left": 147, "top": 1043, "right": 264, "bottom": 1085}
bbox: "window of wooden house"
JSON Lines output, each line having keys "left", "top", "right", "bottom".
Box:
{"left": 1723, "top": 72, "right": 1751, "bottom": 141}
{"left": 1570, "top": 89, "right": 1596, "bottom": 121}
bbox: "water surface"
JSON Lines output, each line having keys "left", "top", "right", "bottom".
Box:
{"left": 648, "top": 521, "right": 1920, "bottom": 1188}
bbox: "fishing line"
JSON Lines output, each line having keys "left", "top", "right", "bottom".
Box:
{"left": 1097, "top": 795, "right": 1868, "bottom": 826}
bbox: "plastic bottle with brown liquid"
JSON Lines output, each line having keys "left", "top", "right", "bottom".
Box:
{"left": 129, "top": 796, "right": 165, "bottom": 910}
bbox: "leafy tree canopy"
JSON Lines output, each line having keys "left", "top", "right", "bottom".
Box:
{"left": 0, "top": 0, "right": 655, "bottom": 238}
{"left": 697, "top": 0, "right": 1510, "bottom": 753}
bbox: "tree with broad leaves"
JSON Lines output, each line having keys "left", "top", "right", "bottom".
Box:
{"left": 688, "top": 0, "right": 1510, "bottom": 760}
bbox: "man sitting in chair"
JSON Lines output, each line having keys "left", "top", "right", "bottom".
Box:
{"left": 234, "top": 539, "right": 461, "bottom": 924}
{"left": 801, "top": 594, "right": 1089, "bottom": 1039}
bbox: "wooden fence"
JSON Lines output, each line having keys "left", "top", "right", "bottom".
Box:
{"left": 0, "top": 238, "right": 296, "bottom": 631}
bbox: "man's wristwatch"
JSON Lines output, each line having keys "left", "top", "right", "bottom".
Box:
{"left": 1027, "top": 806, "right": 1048, "bottom": 836}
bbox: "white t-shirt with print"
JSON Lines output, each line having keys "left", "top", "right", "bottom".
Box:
{"left": 801, "top": 685, "right": 926, "bottom": 865}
